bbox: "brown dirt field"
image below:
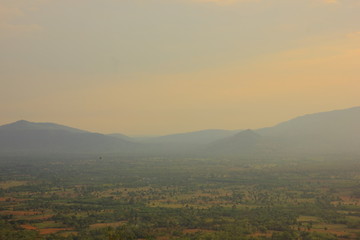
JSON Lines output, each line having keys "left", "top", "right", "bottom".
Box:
{"left": 251, "top": 232, "right": 275, "bottom": 237}
{"left": 39, "top": 228, "right": 74, "bottom": 235}
{"left": 89, "top": 221, "right": 127, "bottom": 229}
{"left": 21, "top": 224, "right": 37, "bottom": 230}
{"left": 0, "top": 197, "right": 27, "bottom": 202}
{"left": 338, "top": 195, "right": 360, "bottom": 202}
{"left": 0, "top": 210, "right": 40, "bottom": 216}
{"left": 183, "top": 229, "right": 214, "bottom": 234}
{"left": 309, "top": 229, "right": 352, "bottom": 238}
{"left": 29, "top": 214, "right": 53, "bottom": 220}
{"left": 21, "top": 225, "right": 75, "bottom": 235}
{"left": 0, "top": 181, "right": 28, "bottom": 189}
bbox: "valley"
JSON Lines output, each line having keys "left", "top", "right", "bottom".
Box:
{"left": 1, "top": 156, "right": 359, "bottom": 240}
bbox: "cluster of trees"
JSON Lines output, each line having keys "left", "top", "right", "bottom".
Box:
{"left": 0, "top": 156, "right": 359, "bottom": 240}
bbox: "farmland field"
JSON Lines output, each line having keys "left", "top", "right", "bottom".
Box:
{"left": 1, "top": 156, "right": 360, "bottom": 240}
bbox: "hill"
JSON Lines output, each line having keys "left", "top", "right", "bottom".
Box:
{"left": 143, "top": 129, "right": 240, "bottom": 144}
{"left": 0, "top": 120, "right": 135, "bottom": 155}
{"left": 1, "top": 106, "right": 359, "bottom": 157}
{"left": 205, "top": 106, "right": 360, "bottom": 156}
{"left": 256, "top": 106, "right": 360, "bottom": 154}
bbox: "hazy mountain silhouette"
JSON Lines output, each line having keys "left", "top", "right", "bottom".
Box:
{"left": 256, "top": 106, "right": 360, "bottom": 154}
{"left": 211, "top": 129, "right": 260, "bottom": 146}
{"left": 119, "top": 129, "right": 242, "bottom": 156}
{"left": 205, "top": 129, "right": 264, "bottom": 156}
{"left": 1, "top": 120, "right": 86, "bottom": 133}
{"left": 108, "top": 133, "right": 133, "bottom": 142}
{"left": 0, "top": 106, "right": 359, "bottom": 157}
{"left": 0, "top": 120, "right": 135, "bottom": 154}
{"left": 204, "top": 106, "right": 360, "bottom": 156}
{"left": 142, "top": 129, "right": 241, "bottom": 145}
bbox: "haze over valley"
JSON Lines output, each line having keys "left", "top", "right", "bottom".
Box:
{"left": 1, "top": 0, "right": 359, "bottom": 239}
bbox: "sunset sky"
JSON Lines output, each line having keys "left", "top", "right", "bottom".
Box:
{"left": 1, "top": 0, "right": 359, "bottom": 135}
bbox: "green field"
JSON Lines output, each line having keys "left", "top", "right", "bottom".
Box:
{"left": 1, "top": 156, "right": 360, "bottom": 240}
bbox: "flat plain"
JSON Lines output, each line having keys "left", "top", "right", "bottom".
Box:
{"left": 1, "top": 156, "right": 359, "bottom": 240}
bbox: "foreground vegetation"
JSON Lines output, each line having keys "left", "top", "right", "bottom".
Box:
{"left": 1, "top": 155, "right": 360, "bottom": 240}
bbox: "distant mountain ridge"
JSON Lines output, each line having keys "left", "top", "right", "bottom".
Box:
{"left": 0, "top": 106, "right": 359, "bottom": 156}
{"left": 1, "top": 120, "right": 86, "bottom": 133}
{"left": 0, "top": 120, "right": 136, "bottom": 154}
{"left": 107, "top": 133, "right": 133, "bottom": 142}
{"left": 257, "top": 106, "right": 360, "bottom": 137}
{"left": 255, "top": 106, "right": 360, "bottom": 154}
{"left": 142, "top": 129, "right": 241, "bottom": 144}
{"left": 211, "top": 129, "right": 260, "bottom": 147}
{"left": 205, "top": 129, "right": 264, "bottom": 156}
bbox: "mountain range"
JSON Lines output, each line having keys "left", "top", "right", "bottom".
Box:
{"left": 0, "top": 120, "right": 135, "bottom": 155}
{"left": 0, "top": 106, "right": 359, "bottom": 157}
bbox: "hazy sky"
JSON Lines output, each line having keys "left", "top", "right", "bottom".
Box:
{"left": 1, "top": 0, "right": 359, "bottom": 135}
